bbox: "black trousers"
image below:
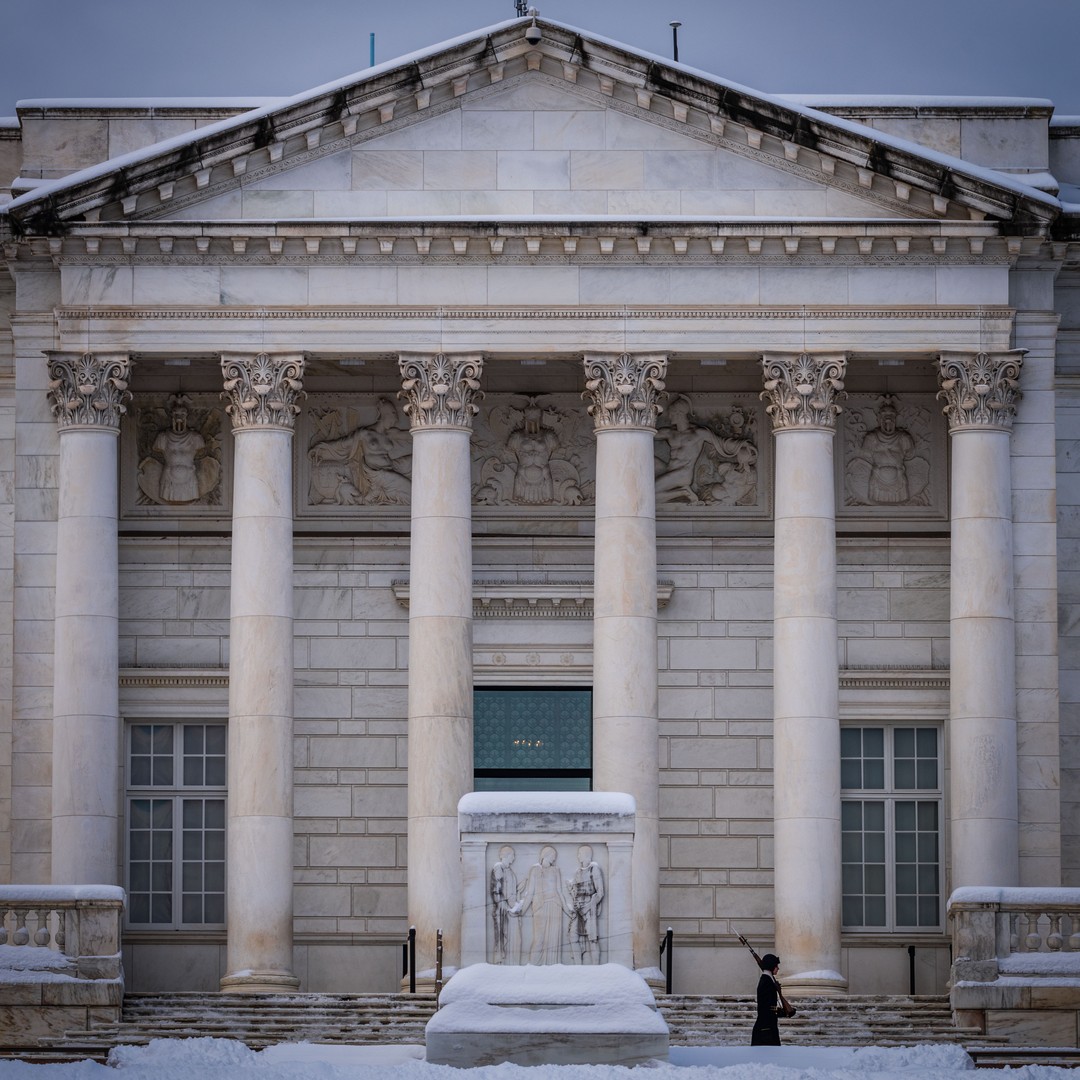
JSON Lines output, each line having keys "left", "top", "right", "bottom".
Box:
{"left": 751, "top": 1016, "right": 781, "bottom": 1045}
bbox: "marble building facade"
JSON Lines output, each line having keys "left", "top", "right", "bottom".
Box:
{"left": 1, "top": 14, "right": 1079, "bottom": 997}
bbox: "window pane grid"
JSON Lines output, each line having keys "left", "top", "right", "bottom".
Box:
{"left": 127, "top": 723, "right": 226, "bottom": 930}
{"left": 841, "top": 725, "right": 942, "bottom": 933}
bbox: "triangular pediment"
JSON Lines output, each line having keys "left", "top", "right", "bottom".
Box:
{"left": 159, "top": 73, "right": 901, "bottom": 224}
{"left": 0, "top": 15, "right": 1057, "bottom": 237}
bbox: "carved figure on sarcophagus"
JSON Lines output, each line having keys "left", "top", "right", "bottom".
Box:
{"left": 473, "top": 394, "right": 594, "bottom": 507}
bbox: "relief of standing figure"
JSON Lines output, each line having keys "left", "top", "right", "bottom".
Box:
{"left": 511, "top": 845, "right": 570, "bottom": 965}
{"left": 489, "top": 845, "right": 522, "bottom": 965}
{"left": 565, "top": 844, "right": 604, "bottom": 965}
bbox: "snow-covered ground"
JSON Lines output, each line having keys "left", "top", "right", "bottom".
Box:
{"left": 0, "top": 1039, "right": 1072, "bottom": 1078}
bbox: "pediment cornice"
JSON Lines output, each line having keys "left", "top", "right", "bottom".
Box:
{"left": 0, "top": 16, "right": 1058, "bottom": 239}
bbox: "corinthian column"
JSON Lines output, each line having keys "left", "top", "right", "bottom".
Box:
{"left": 399, "top": 352, "right": 483, "bottom": 974}
{"left": 938, "top": 350, "right": 1024, "bottom": 888}
{"left": 761, "top": 351, "right": 848, "bottom": 996}
{"left": 219, "top": 352, "right": 305, "bottom": 993}
{"left": 582, "top": 351, "right": 667, "bottom": 970}
{"left": 47, "top": 352, "right": 131, "bottom": 885}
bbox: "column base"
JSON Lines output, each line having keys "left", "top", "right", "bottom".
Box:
{"left": 783, "top": 972, "right": 848, "bottom": 997}
{"left": 220, "top": 971, "right": 301, "bottom": 995}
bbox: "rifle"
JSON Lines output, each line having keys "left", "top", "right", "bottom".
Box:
{"left": 732, "top": 925, "right": 796, "bottom": 1019}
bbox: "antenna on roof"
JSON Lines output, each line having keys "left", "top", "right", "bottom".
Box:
{"left": 515, "top": 0, "right": 529, "bottom": 14}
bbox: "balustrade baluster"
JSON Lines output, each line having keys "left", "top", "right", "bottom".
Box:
{"left": 33, "top": 909, "right": 51, "bottom": 947}
{"left": 1047, "top": 914, "right": 1064, "bottom": 952}
{"left": 12, "top": 910, "right": 28, "bottom": 946}
{"left": 0, "top": 908, "right": 8, "bottom": 945}
{"left": 1025, "top": 911, "right": 1044, "bottom": 952}
{"left": 1009, "top": 913, "right": 1020, "bottom": 952}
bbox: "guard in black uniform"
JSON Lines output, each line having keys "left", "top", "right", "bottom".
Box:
{"left": 750, "top": 952, "right": 787, "bottom": 1046}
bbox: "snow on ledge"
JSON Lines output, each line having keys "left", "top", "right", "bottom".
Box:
{"left": 440, "top": 963, "right": 656, "bottom": 1007}
{"left": 458, "top": 792, "right": 635, "bottom": 817}
{"left": 0, "top": 884, "right": 125, "bottom": 903}
{"left": 949, "top": 886, "right": 1080, "bottom": 907}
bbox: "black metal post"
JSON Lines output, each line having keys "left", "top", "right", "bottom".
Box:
{"left": 908, "top": 944, "right": 916, "bottom": 996}
{"left": 408, "top": 925, "right": 416, "bottom": 994}
{"left": 402, "top": 941, "right": 408, "bottom": 980}
{"left": 670, "top": 22, "right": 681, "bottom": 63}
{"left": 435, "top": 927, "right": 444, "bottom": 1005}
{"left": 659, "top": 926, "right": 673, "bottom": 994}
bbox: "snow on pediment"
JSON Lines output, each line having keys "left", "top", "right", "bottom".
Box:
{"left": 1, "top": 16, "right": 1057, "bottom": 234}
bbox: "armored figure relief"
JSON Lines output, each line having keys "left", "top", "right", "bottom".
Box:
{"left": 565, "top": 845, "right": 604, "bottom": 965}
{"left": 490, "top": 845, "right": 522, "bottom": 965}
{"left": 474, "top": 396, "right": 593, "bottom": 507}
{"left": 845, "top": 395, "right": 931, "bottom": 507}
{"left": 654, "top": 396, "right": 758, "bottom": 506}
{"left": 511, "top": 845, "right": 571, "bottom": 965}
{"left": 136, "top": 395, "right": 222, "bottom": 506}
{"left": 308, "top": 397, "right": 412, "bottom": 506}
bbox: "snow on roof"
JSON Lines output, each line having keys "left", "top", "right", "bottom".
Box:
{"left": 0, "top": 14, "right": 1061, "bottom": 217}
{"left": 1052, "top": 115, "right": 1080, "bottom": 129}
{"left": 780, "top": 94, "right": 1054, "bottom": 110}
{"left": 459, "top": 791, "right": 635, "bottom": 816}
{"left": 16, "top": 97, "right": 281, "bottom": 110}
{"left": 0, "top": 117, "right": 18, "bottom": 130}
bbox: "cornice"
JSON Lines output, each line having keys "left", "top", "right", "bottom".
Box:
{"left": 391, "top": 578, "right": 675, "bottom": 618}
{"left": 839, "top": 668, "right": 949, "bottom": 690}
{"left": 119, "top": 669, "right": 229, "bottom": 689}
{"left": 54, "top": 304, "right": 1014, "bottom": 323}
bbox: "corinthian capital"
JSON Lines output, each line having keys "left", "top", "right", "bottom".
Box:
{"left": 936, "top": 351, "right": 1024, "bottom": 432}
{"left": 582, "top": 352, "right": 668, "bottom": 431}
{"left": 46, "top": 352, "right": 132, "bottom": 432}
{"left": 398, "top": 353, "right": 484, "bottom": 429}
{"left": 220, "top": 352, "right": 305, "bottom": 431}
{"left": 760, "top": 352, "right": 848, "bottom": 431}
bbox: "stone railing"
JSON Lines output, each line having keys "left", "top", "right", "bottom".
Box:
{"left": 0, "top": 885, "right": 125, "bottom": 1045}
{"left": 949, "top": 887, "right": 1080, "bottom": 1046}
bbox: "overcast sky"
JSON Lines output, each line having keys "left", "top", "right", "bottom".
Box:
{"left": 2, "top": 0, "right": 1079, "bottom": 118}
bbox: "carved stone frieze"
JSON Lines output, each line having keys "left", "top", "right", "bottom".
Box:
{"left": 398, "top": 352, "right": 484, "bottom": 430}
{"left": 473, "top": 394, "right": 593, "bottom": 507}
{"left": 582, "top": 352, "right": 668, "bottom": 431}
{"left": 220, "top": 352, "right": 306, "bottom": 431}
{"left": 46, "top": 352, "right": 132, "bottom": 431}
{"left": 760, "top": 352, "right": 848, "bottom": 431}
{"left": 654, "top": 394, "right": 759, "bottom": 507}
{"left": 839, "top": 393, "right": 946, "bottom": 519}
{"left": 306, "top": 396, "right": 411, "bottom": 506}
{"left": 125, "top": 393, "right": 227, "bottom": 513}
{"left": 936, "top": 351, "right": 1024, "bottom": 431}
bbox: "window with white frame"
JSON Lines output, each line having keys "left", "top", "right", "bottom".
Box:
{"left": 126, "top": 722, "right": 226, "bottom": 928}
{"left": 841, "top": 725, "right": 942, "bottom": 931}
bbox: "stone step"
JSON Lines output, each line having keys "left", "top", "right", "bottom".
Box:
{"left": 8, "top": 990, "right": 1020, "bottom": 1062}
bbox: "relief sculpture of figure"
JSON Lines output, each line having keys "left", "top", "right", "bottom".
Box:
{"left": 490, "top": 845, "right": 522, "bottom": 965}
{"left": 654, "top": 396, "right": 757, "bottom": 505}
{"left": 309, "top": 397, "right": 412, "bottom": 506}
{"left": 846, "top": 395, "right": 930, "bottom": 507}
{"left": 565, "top": 844, "right": 604, "bottom": 965}
{"left": 137, "top": 394, "right": 221, "bottom": 506}
{"left": 473, "top": 395, "right": 591, "bottom": 506}
{"left": 511, "top": 845, "right": 570, "bottom": 965}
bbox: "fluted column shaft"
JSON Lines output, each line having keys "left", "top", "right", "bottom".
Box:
{"left": 220, "top": 352, "right": 305, "bottom": 994}
{"left": 47, "top": 352, "right": 131, "bottom": 885}
{"left": 400, "top": 352, "right": 483, "bottom": 974}
{"left": 583, "top": 351, "right": 667, "bottom": 970}
{"left": 762, "top": 352, "right": 848, "bottom": 995}
{"left": 939, "top": 351, "right": 1024, "bottom": 888}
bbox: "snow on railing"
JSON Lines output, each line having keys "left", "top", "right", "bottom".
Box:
{"left": 948, "top": 887, "right": 1080, "bottom": 984}
{"left": 0, "top": 885, "right": 125, "bottom": 981}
